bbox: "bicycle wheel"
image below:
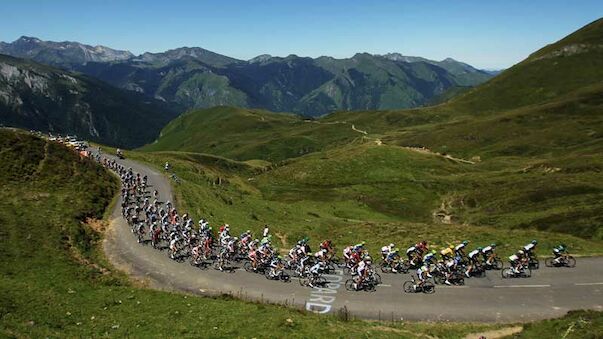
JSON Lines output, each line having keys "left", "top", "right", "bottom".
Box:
{"left": 501, "top": 268, "right": 512, "bottom": 279}
{"left": 434, "top": 274, "right": 445, "bottom": 285}
{"left": 529, "top": 258, "right": 539, "bottom": 270}
{"left": 545, "top": 257, "right": 554, "bottom": 267}
{"left": 281, "top": 273, "right": 291, "bottom": 283}
{"left": 423, "top": 282, "right": 435, "bottom": 294}
{"left": 243, "top": 261, "right": 254, "bottom": 273}
{"left": 345, "top": 279, "right": 356, "bottom": 291}
{"left": 315, "top": 276, "right": 327, "bottom": 287}
{"left": 299, "top": 277, "right": 310, "bottom": 287}
{"left": 365, "top": 282, "right": 376, "bottom": 292}
{"left": 455, "top": 277, "right": 465, "bottom": 286}
{"left": 493, "top": 258, "right": 503, "bottom": 270}
{"left": 325, "top": 262, "right": 336, "bottom": 273}
{"left": 264, "top": 271, "right": 273, "bottom": 280}
{"left": 380, "top": 262, "right": 392, "bottom": 273}
{"left": 403, "top": 281, "right": 414, "bottom": 293}
{"left": 522, "top": 267, "right": 532, "bottom": 278}
{"left": 566, "top": 256, "right": 576, "bottom": 268}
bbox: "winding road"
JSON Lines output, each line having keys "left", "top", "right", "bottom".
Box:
{"left": 101, "top": 154, "right": 603, "bottom": 323}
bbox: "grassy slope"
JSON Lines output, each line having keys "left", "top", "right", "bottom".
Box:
{"left": 510, "top": 310, "right": 603, "bottom": 339}
{"left": 139, "top": 19, "right": 603, "bottom": 242}
{"left": 123, "top": 146, "right": 603, "bottom": 257}
{"left": 1, "top": 129, "right": 503, "bottom": 338}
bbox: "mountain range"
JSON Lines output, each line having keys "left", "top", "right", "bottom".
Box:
{"left": 0, "top": 54, "right": 178, "bottom": 147}
{"left": 0, "top": 36, "right": 494, "bottom": 116}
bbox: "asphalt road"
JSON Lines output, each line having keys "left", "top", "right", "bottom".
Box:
{"left": 100, "top": 153, "right": 603, "bottom": 322}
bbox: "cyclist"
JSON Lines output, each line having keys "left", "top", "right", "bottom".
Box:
{"left": 314, "top": 248, "right": 328, "bottom": 263}
{"left": 354, "top": 256, "right": 371, "bottom": 290}
{"left": 508, "top": 250, "right": 525, "bottom": 274}
{"left": 381, "top": 243, "right": 395, "bottom": 260}
{"left": 465, "top": 247, "right": 481, "bottom": 277}
{"left": 440, "top": 245, "right": 454, "bottom": 261}
{"left": 423, "top": 250, "right": 437, "bottom": 265}
{"left": 455, "top": 240, "right": 469, "bottom": 257}
{"left": 308, "top": 261, "right": 325, "bottom": 288}
{"left": 385, "top": 248, "right": 401, "bottom": 272}
{"left": 481, "top": 243, "right": 497, "bottom": 265}
{"left": 523, "top": 240, "right": 537, "bottom": 257}
{"left": 269, "top": 255, "right": 285, "bottom": 279}
{"left": 552, "top": 244, "right": 568, "bottom": 265}
{"left": 415, "top": 264, "right": 431, "bottom": 291}
{"left": 320, "top": 239, "right": 334, "bottom": 258}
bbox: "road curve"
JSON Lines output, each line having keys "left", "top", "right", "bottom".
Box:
{"left": 101, "top": 154, "right": 603, "bottom": 322}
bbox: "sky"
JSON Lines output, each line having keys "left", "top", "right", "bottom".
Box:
{"left": 1, "top": 1, "right": 602, "bottom": 69}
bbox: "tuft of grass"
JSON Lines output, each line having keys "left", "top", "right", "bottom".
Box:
{"left": 510, "top": 310, "right": 603, "bottom": 339}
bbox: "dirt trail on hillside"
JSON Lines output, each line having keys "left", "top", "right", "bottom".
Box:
{"left": 305, "top": 120, "right": 475, "bottom": 164}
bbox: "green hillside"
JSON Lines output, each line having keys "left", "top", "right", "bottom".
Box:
{"left": 141, "top": 19, "right": 603, "bottom": 242}
{"left": 3, "top": 129, "right": 512, "bottom": 337}
{"left": 0, "top": 54, "right": 179, "bottom": 148}
{"left": 449, "top": 18, "right": 603, "bottom": 113}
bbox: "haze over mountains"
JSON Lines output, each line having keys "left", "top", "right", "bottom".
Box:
{"left": 0, "top": 36, "right": 494, "bottom": 116}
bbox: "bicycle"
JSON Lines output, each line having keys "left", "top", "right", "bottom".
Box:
{"left": 299, "top": 273, "right": 327, "bottom": 288}
{"left": 545, "top": 254, "right": 576, "bottom": 268}
{"left": 501, "top": 264, "right": 531, "bottom": 278}
{"left": 403, "top": 276, "right": 435, "bottom": 294}
{"left": 265, "top": 268, "right": 291, "bottom": 283}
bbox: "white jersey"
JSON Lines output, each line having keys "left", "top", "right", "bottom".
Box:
{"left": 523, "top": 243, "right": 535, "bottom": 252}
{"left": 468, "top": 250, "right": 479, "bottom": 258}
{"left": 381, "top": 245, "right": 391, "bottom": 254}
{"left": 483, "top": 246, "right": 493, "bottom": 253}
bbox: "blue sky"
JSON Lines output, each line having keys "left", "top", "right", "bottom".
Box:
{"left": 1, "top": 1, "right": 601, "bottom": 69}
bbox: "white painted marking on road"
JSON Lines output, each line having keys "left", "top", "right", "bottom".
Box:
{"left": 574, "top": 282, "right": 603, "bottom": 286}
{"left": 493, "top": 284, "right": 551, "bottom": 288}
{"left": 378, "top": 284, "right": 392, "bottom": 287}
{"left": 438, "top": 285, "right": 469, "bottom": 289}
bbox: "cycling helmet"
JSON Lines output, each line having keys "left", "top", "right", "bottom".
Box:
{"left": 490, "top": 243, "right": 496, "bottom": 247}
{"left": 517, "top": 250, "right": 525, "bottom": 255}
{"left": 277, "top": 255, "right": 283, "bottom": 260}
{"left": 531, "top": 240, "right": 538, "bottom": 244}
{"left": 560, "top": 243, "right": 566, "bottom": 248}
{"left": 389, "top": 243, "right": 395, "bottom": 248}
{"left": 431, "top": 250, "right": 437, "bottom": 254}
{"left": 477, "top": 247, "right": 483, "bottom": 251}
{"left": 421, "top": 240, "right": 428, "bottom": 246}
{"left": 364, "top": 256, "right": 372, "bottom": 262}
{"left": 462, "top": 240, "right": 469, "bottom": 245}
{"left": 449, "top": 245, "right": 455, "bottom": 249}
{"left": 393, "top": 248, "right": 400, "bottom": 252}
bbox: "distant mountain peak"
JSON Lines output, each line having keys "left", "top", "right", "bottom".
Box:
{"left": 248, "top": 54, "right": 273, "bottom": 63}
{"left": 0, "top": 36, "right": 134, "bottom": 67}
{"left": 16, "top": 36, "right": 41, "bottom": 43}
{"left": 135, "top": 46, "right": 241, "bottom": 67}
